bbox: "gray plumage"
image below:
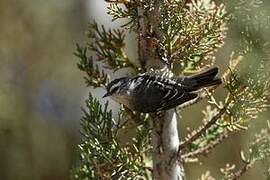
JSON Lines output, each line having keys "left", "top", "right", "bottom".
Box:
{"left": 104, "top": 67, "right": 222, "bottom": 113}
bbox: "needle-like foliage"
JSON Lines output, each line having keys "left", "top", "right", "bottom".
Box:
{"left": 161, "top": 0, "right": 228, "bottom": 72}
{"left": 75, "top": 44, "right": 109, "bottom": 88}
{"left": 87, "top": 22, "right": 138, "bottom": 71}
{"left": 72, "top": 0, "right": 270, "bottom": 179}
{"left": 72, "top": 94, "right": 150, "bottom": 179}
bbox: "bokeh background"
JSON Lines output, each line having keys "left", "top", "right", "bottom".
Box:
{"left": 0, "top": 0, "right": 269, "bottom": 180}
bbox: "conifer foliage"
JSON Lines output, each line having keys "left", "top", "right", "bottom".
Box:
{"left": 72, "top": 0, "right": 270, "bottom": 179}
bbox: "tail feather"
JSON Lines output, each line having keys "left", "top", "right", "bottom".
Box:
{"left": 189, "top": 67, "right": 218, "bottom": 81}
{"left": 181, "top": 67, "right": 222, "bottom": 91}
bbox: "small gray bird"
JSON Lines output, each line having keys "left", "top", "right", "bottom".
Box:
{"left": 103, "top": 67, "right": 222, "bottom": 113}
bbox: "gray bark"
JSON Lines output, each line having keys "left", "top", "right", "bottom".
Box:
{"left": 137, "top": 1, "right": 185, "bottom": 179}
{"left": 152, "top": 110, "right": 185, "bottom": 180}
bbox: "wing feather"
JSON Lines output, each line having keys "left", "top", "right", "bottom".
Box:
{"left": 151, "top": 79, "right": 197, "bottom": 111}
{"left": 131, "top": 73, "right": 198, "bottom": 112}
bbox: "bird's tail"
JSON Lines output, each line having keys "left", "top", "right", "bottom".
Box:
{"left": 180, "top": 67, "right": 222, "bottom": 91}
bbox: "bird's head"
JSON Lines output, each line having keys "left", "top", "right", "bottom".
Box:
{"left": 103, "top": 77, "right": 130, "bottom": 98}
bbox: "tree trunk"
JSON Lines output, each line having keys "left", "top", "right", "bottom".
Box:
{"left": 137, "top": 0, "right": 185, "bottom": 179}
{"left": 151, "top": 110, "right": 185, "bottom": 180}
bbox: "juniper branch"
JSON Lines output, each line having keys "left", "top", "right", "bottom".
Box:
{"left": 72, "top": 94, "right": 150, "bottom": 179}
{"left": 88, "top": 22, "right": 138, "bottom": 71}
{"left": 181, "top": 130, "right": 229, "bottom": 161}
{"left": 231, "top": 161, "right": 255, "bottom": 180}
{"left": 75, "top": 44, "right": 109, "bottom": 88}
{"left": 179, "top": 106, "right": 227, "bottom": 150}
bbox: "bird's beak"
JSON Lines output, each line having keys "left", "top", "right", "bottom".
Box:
{"left": 102, "top": 92, "right": 110, "bottom": 98}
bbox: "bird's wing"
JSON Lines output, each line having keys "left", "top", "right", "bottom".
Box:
{"left": 157, "top": 92, "right": 197, "bottom": 111}
{"left": 154, "top": 80, "right": 197, "bottom": 111}
{"left": 135, "top": 74, "right": 197, "bottom": 112}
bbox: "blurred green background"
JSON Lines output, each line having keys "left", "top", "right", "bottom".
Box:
{"left": 0, "top": 0, "right": 269, "bottom": 180}
{"left": 0, "top": 1, "right": 88, "bottom": 179}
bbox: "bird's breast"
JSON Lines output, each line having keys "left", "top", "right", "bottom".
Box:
{"left": 111, "top": 94, "right": 134, "bottom": 109}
